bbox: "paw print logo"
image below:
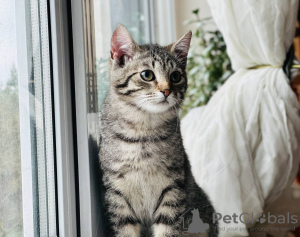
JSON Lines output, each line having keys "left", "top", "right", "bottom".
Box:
{"left": 180, "top": 208, "right": 209, "bottom": 235}
{"left": 256, "top": 213, "right": 266, "bottom": 224}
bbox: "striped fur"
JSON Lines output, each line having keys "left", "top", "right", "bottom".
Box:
{"left": 99, "top": 25, "right": 218, "bottom": 237}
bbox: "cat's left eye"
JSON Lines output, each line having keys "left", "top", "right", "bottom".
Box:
{"left": 170, "top": 71, "right": 181, "bottom": 83}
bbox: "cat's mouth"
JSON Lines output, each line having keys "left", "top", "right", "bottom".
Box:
{"left": 158, "top": 98, "right": 169, "bottom": 104}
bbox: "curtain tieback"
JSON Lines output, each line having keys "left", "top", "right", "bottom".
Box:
{"left": 249, "top": 64, "right": 300, "bottom": 69}
{"left": 249, "top": 45, "right": 300, "bottom": 80}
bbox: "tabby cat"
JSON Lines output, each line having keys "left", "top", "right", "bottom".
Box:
{"left": 99, "top": 25, "right": 218, "bottom": 237}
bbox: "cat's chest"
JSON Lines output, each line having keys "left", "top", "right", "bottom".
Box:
{"left": 115, "top": 165, "right": 173, "bottom": 221}
{"left": 104, "top": 129, "right": 181, "bottom": 220}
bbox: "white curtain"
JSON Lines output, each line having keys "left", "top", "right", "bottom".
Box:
{"left": 181, "top": 0, "right": 300, "bottom": 236}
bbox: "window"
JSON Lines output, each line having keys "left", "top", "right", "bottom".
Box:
{"left": 0, "top": 0, "right": 57, "bottom": 236}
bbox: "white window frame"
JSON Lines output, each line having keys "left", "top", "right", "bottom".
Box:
{"left": 71, "top": 0, "right": 96, "bottom": 235}
{"left": 49, "top": 0, "right": 78, "bottom": 236}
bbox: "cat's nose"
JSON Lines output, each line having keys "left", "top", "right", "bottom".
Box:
{"left": 161, "top": 89, "right": 170, "bottom": 98}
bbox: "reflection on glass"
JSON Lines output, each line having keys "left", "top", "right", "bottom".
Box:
{"left": 96, "top": 57, "right": 109, "bottom": 110}
{"left": 0, "top": 0, "right": 23, "bottom": 236}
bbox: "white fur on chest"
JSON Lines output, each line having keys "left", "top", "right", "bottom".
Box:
{"left": 113, "top": 160, "right": 172, "bottom": 222}
{"left": 108, "top": 132, "right": 174, "bottom": 221}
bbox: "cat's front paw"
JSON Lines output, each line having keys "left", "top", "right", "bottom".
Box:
{"left": 153, "top": 223, "right": 181, "bottom": 237}
{"left": 115, "top": 224, "right": 141, "bottom": 237}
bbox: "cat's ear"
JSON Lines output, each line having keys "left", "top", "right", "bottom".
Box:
{"left": 111, "top": 24, "right": 139, "bottom": 66}
{"left": 169, "top": 31, "right": 192, "bottom": 67}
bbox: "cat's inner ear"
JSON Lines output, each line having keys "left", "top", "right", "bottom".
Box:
{"left": 111, "top": 25, "right": 139, "bottom": 66}
{"left": 170, "top": 31, "right": 192, "bottom": 67}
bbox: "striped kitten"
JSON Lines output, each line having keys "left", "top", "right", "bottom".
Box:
{"left": 99, "top": 25, "right": 218, "bottom": 237}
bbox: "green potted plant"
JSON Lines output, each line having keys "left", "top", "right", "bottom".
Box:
{"left": 182, "top": 9, "right": 233, "bottom": 117}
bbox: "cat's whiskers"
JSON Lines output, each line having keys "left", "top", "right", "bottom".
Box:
{"left": 143, "top": 93, "right": 157, "bottom": 98}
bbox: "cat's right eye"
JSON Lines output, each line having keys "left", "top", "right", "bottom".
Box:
{"left": 140, "top": 70, "right": 155, "bottom": 81}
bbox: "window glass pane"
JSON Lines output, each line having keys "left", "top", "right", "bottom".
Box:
{"left": 0, "top": 0, "right": 23, "bottom": 235}
{"left": 109, "top": 0, "right": 150, "bottom": 44}
{"left": 0, "top": 0, "right": 56, "bottom": 236}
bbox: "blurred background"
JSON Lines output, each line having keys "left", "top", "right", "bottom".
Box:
{"left": 0, "top": 0, "right": 300, "bottom": 236}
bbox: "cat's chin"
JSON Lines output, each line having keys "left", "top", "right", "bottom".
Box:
{"left": 139, "top": 102, "right": 174, "bottom": 114}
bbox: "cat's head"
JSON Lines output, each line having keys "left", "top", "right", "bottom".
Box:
{"left": 109, "top": 24, "right": 192, "bottom": 114}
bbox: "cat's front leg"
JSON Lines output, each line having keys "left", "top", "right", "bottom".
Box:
{"left": 106, "top": 188, "right": 141, "bottom": 237}
{"left": 152, "top": 187, "right": 185, "bottom": 237}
